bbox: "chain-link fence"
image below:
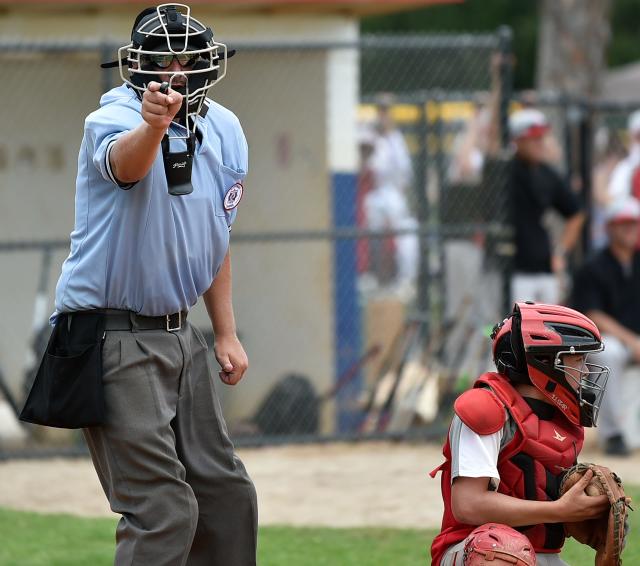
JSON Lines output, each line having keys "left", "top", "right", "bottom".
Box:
{"left": 6, "top": 28, "right": 629, "bottom": 457}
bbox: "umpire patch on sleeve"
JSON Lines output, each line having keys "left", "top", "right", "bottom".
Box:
{"left": 224, "top": 182, "right": 243, "bottom": 210}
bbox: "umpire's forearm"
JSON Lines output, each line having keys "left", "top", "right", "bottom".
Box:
{"left": 110, "top": 122, "right": 165, "bottom": 183}
{"left": 203, "top": 249, "right": 238, "bottom": 338}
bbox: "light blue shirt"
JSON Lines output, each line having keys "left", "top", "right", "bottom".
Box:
{"left": 53, "top": 84, "right": 248, "bottom": 320}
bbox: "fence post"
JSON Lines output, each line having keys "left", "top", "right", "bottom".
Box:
{"left": 100, "top": 40, "right": 114, "bottom": 94}
{"left": 497, "top": 26, "right": 513, "bottom": 151}
{"left": 433, "top": 94, "right": 447, "bottom": 330}
{"left": 578, "top": 101, "right": 593, "bottom": 260}
{"left": 416, "top": 101, "right": 430, "bottom": 331}
{"left": 497, "top": 26, "right": 514, "bottom": 315}
{"left": 563, "top": 96, "right": 577, "bottom": 185}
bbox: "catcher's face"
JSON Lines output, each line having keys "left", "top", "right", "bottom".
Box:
{"left": 556, "top": 349, "right": 609, "bottom": 426}
{"left": 559, "top": 353, "right": 587, "bottom": 391}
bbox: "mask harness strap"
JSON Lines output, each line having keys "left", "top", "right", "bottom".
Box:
{"left": 161, "top": 132, "right": 195, "bottom": 196}
{"left": 160, "top": 80, "right": 195, "bottom": 196}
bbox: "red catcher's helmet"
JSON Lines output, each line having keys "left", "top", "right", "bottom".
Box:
{"left": 491, "top": 302, "right": 609, "bottom": 427}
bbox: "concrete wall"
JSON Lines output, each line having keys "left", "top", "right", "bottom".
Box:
{"left": 0, "top": 7, "right": 359, "bottom": 430}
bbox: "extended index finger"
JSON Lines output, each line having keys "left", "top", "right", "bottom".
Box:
{"left": 145, "top": 87, "right": 178, "bottom": 106}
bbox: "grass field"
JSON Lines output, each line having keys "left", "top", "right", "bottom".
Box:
{"left": 1, "top": 487, "right": 637, "bottom": 566}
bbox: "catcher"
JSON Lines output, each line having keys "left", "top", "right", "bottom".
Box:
{"left": 430, "top": 302, "right": 630, "bottom": 565}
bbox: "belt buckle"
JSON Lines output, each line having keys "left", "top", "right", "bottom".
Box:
{"left": 166, "top": 312, "right": 182, "bottom": 332}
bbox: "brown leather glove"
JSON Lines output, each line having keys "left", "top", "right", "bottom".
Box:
{"left": 559, "top": 462, "right": 632, "bottom": 566}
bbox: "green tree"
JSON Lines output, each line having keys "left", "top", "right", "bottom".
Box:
{"left": 609, "top": 0, "right": 640, "bottom": 69}
{"left": 362, "top": 0, "right": 640, "bottom": 90}
{"left": 537, "top": 0, "right": 612, "bottom": 96}
{"left": 361, "top": 0, "right": 537, "bottom": 89}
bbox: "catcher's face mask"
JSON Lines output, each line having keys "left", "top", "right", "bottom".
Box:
{"left": 555, "top": 348, "right": 609, "bottom": 427}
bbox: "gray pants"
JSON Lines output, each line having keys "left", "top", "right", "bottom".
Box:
{"left": 440, "top": 540, "right": 569, "bottom": 565}
{"left": 83, "top": 320, "right": 257, "bottom": 566}
{"left": 511, "top": 273, "right": 561, "bottom": 306}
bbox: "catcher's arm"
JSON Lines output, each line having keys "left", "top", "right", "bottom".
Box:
{"left": 452, "top": 470, "right": 609, "bottom": 527}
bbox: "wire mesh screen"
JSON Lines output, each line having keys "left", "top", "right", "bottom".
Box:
{"left": 0, "top": 31, "right": 518, "bottom": 456}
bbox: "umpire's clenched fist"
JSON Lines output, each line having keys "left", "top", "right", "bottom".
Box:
{"left": 142, "top": 81, "right": 183, "bottom": 130}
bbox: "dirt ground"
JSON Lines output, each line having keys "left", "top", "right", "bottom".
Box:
{"left": 0, "top": 439, "right": 638, "bottom": 528}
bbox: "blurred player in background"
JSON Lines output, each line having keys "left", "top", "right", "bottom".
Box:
{"left": 505, "top": 109, "right": 584, "bottom": 305}
{"left": 590, "top": 126, "right": 626, "bottom": 250}
{"left": 606, "top": 110, "right": 640, "bottom": 250}
{"left": 356, "top": 126, "right": 376, "bottom": 280}
{"left": 362, "top": 93, "right": 418, "bottom": 298}
{"left": 53, "top": 5, "right": 257, "bottom": 564}
{"left": 431, "top": 302, "right": 610, "bottom": 566}
{"left": 608, "top": 110, "right": 640, "bottom": 203}
{"left": 572, "top": 196, "right": 640, "bottom": 456}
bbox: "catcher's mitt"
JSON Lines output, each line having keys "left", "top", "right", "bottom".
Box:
{"left": 559, "top": 462, "right": 631, "bottom": 566}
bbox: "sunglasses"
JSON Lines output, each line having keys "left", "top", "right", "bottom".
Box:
{"left": 144, "top": 53, "right": 201, "bottom": 69}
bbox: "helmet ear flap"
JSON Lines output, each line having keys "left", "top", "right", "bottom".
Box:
{"left": 494, "top": 333, "right": 516, "bottom": 374}
{"left": 493, "top": 307, "right": 529, "bottom": 382}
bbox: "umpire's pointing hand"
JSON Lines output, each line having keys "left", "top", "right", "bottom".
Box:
{"left": 142, "top": 81, "right": 183, "bottom": 131}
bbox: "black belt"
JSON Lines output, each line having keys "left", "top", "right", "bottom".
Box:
{"left": 70, "top": 309, "right": 187, "bottom": 332}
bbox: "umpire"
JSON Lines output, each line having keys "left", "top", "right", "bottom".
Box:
{"left": 50, "top": 5, "right": 256, "bottom": 565}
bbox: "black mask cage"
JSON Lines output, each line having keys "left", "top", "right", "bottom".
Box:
{"left": 118, "top": 4, "right": 227, "bottom": 130}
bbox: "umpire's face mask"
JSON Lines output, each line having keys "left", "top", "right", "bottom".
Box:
{"left": 116, "top": 4, "right": 228, "bottom": 134}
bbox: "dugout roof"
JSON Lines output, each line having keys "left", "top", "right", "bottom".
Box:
{"left": 0, "top": 0, "right": 462, "bottom": 16}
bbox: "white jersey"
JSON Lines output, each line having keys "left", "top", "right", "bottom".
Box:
{"left": 449, "top": 414, "right": 504, "bottom": 490}
{"left": 608, "top": 144, "right": 640, "bottom": 201}
{"left": 369, "top": 129, "right": 412, "bottom": 193}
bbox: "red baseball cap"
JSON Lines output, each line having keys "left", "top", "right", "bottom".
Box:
{"left": 605, "top": 196, "right": 640, "bottom": 224}
{"left": 509, "top": 109, "right": 550, "bottom": 140}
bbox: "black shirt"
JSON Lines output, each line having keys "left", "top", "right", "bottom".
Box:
{"left": 509, "top": 157, "right": 581, "bottom": 273}
{"left": 571, "top": 249, "right": 640, "bottom": 335}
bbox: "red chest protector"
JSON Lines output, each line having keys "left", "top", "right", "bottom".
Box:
{"left": 430, "top": 372, "right": 583, "bottom": 566}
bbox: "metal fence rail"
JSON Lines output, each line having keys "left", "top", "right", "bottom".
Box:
{"left": 7, "top": 28, "right": 634, "bottom": 456}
